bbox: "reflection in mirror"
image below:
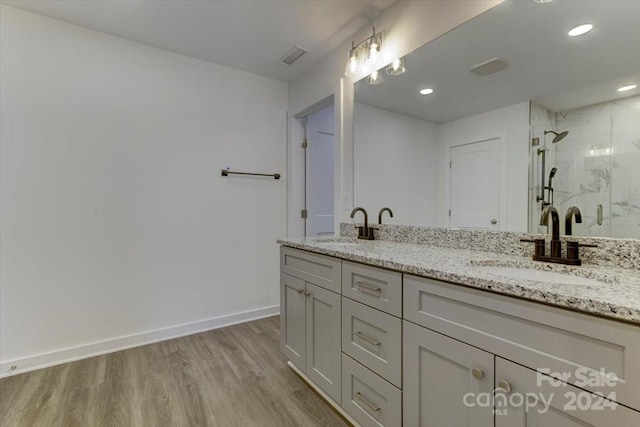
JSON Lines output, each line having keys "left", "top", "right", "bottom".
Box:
{"left": 353, "top": 0, "right": 640, "bottom": 238}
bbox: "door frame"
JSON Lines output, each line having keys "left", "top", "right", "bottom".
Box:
{"left": 288, "top": 95, "right": 337, "bottom": 237}
{"left": 444, "top": 132, "right": 508, "bottom": 230}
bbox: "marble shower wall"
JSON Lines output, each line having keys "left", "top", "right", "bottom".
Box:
{"left": 530, "top": 96, "right": 640, "bottom": 239}
{"left": 529, "top": 102, "right": 557, "bottom": 234}
{"left": 611, "top": 97, "right": 640, "bottom": 238}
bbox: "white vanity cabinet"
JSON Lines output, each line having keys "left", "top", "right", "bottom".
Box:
{"left": 280, "top": 248, "right": 342, "bottom": 403}
{"left": 279, "top": 245, "right": 640, "bottom": 426}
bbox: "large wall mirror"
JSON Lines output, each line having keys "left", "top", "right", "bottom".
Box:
{"left": 353, "top": 0, "right": 640, "bottom": 238}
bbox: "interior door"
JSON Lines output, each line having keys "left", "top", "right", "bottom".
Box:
{"left": 450, "top": 138, "right": 501, "bottom": 229}
{"left": 305, "top": 104, "right": 335, "bottom": 237}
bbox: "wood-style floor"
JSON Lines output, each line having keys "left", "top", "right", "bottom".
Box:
{"left": 0, "top": 316, "right": 348, "bottom": 427}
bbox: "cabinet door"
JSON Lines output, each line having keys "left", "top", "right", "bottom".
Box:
{"left": 495, "top": 357, "right": 640, "bottom": 427}
{"left": 306, "top": 282, "right": 342, "bottom": 403}
{"left": 280, "top": 273, "right": 306, "bottom": 370}
{"left": 404, "top": 320, "right": 494, "bottom": 427}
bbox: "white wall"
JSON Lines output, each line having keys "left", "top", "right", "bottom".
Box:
{"left": 437, "top": 101, "right": 530, "bottom": 231}
{"left": 287, "top": 0, "right": 503, "bottom": 236}
{"left": 0, "top": 6, "right": 287, "bottom": 374}
{"left": 354, "top": 103, "right": 438, "bottom": 226}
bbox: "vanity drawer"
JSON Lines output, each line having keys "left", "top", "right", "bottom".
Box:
{"left": 280, "top": 247, "right": 341, "bottom": 293}
{"left": 404, "top": 275, "right": 640, "bottom": 411}
{"left": 342, "top": 261, "right": 402, "bottom": 317}
{"left": 342, "top": 297, "right": 402, "bottom": 387}
{"left": 341, "top": 354, "right": 401, "bottom": 427}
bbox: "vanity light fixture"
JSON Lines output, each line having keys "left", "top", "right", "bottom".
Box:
{"left": 618, "top": 84, "right": 637, "bottom": 92}
{"left": 419, "top": 88, "right": 434, "bottom": 95}
{"left": 344, "top": 27, "right": 384, "bottom": 78}
{"left": 568, "top": 24, "right": 593, "bottom": 37}
{"left": 386, "top": 57, "right": 406, "bottom": 76}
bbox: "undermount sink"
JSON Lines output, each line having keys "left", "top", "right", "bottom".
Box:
{"left": 476, "top": 266, "right": 604, "bottom": 286}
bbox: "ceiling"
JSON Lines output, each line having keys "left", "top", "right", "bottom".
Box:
{"left": 1, "top": 0, "right": 395, "bottom": 82}
{"left": 355, "top": 0, "right": 640, "bottom": 124}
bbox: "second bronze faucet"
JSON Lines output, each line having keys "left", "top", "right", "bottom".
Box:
{"left": 350, "top": 207, "right": 394, "bottom": 240}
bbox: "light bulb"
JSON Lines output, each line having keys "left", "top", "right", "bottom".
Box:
{"left": 365, "top": 42, "right": 380, "bottom": 67}
{"left": 349, "top": 54, "right": 357, "bottom": 74}
{"left": 365, "top": 70, "right": 383, "bottom": 85}
{"left": 386, "top": 57, "right": 406, "bottom": 76}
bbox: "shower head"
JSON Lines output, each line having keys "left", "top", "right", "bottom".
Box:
{"left": 544, "top": 130, "right": 569, "bottom": 143}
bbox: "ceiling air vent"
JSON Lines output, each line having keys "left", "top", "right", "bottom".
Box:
{"left": 469, "top": 58, "right": 509, "bottom": 76}
{"left": 280, "top": 45, "right": 308, "bottom": 66}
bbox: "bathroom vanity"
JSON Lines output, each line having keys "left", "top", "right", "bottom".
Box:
{"left": 278, "top": 229, "right": 640, "bottom": 427}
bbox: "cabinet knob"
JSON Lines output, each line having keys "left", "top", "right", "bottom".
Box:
{"left": 498, "top": 380, "right": 512, "bottom": 393}
{"left": 471, "top": 368, "right": 484, "bottom": 380}
{"left": 490, "top": 219, "right": 498, "bottom": 225}
{"left": 305, "top": 292, "right": 312, "bottom": 297}
{"left": 296, "top": 289, "right": 304, "bottom": 294}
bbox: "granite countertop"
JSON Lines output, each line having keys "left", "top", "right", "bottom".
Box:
{"left": 277, "top": 237, "right": 640, "bottom": 325}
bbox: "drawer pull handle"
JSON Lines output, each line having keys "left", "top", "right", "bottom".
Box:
{"left": 471, "top": 368, "right": 484, "bottom": 380}
{"left": 355, "top": 281, "right": 382, "bottom": 295}
{"left": 355, "top": 331, "right": 381, "bottom": 346}
{"left": 498, "top": 380, "right": 512, "bottom": 394}
{"left": 355, "top": 392, "right": 380, "bottom": 412}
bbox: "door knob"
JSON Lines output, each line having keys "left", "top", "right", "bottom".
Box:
{"left": 498, "top": 380, "right": 512, "bottom": 393}
{"left": 490, "top": 219, "right": 498, "bottom": 225}
{"left": 471, "top": 368, "right": 484, "bottom": 380}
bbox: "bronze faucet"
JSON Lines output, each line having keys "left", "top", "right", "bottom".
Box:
{"left": 565, "top": 206, "right": 582, "bottom": 236}
{"left": 540, "top": 205, "right": 561, "bottom": 258}
{"left": 350, "top": 207, "right": 374, "bottom": 240}
{"left": 522, "top": 205, "right": 596, "bottom": 266}
{"left": 378, "top": 207, "right": 394, "bottom": 224}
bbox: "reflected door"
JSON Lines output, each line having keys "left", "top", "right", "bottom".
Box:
{"left": 450, "top": 138, "right": 501, "bottom": 229}
{"left": 305, "top": 104, "right": 335, "bottom": 236}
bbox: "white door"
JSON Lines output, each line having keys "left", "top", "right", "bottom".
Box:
{"left": 450, "top": 138, "right": 501, "bottom": 229}
{"left": 305, "top": 104, "right": 334, "bottom": 236}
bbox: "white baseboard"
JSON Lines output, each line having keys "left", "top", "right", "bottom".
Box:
{"left": 1, "top": 305, "right": 280, "bottom": 378}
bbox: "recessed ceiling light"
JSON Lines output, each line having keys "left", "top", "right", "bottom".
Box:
{"left": 419, "top": 88, "right": 434, "bottom": 95}
{"left": 568, "top": 24, "right": 593, "bottom": 37}
{"left": 618, "top": 84, "right": 637, "bottom": 92}
{"left": 534, "top": 0, "right": 553, "bottom": 3}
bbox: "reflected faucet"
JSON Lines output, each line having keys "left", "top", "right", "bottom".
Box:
{"left": 540, "top": 205, "right": 561, "bottom": 258}
{"left": 350, "top": 207, "right": 374, "bottom": 240}
{"left": 565, "top": 206, "right": 582, "bottom": 236}
{"left": 378, "top": 207, "right": 394, "bottom": 224}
